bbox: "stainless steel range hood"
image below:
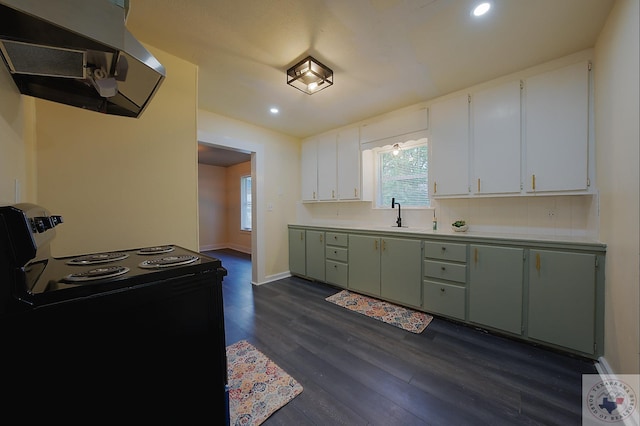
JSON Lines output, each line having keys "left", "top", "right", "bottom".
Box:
{"left": 0, "top": 0, "right": 165, "bottom": 118}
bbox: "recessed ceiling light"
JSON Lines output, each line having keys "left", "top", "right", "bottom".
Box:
{"left": 270, "top": 107, "right": 279, "bottom": 114}
{"left": 473, "top": 2, "right": 491, "bottom": 17}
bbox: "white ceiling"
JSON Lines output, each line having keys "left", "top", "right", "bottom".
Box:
{"left": 126, "top": 0, "right": 614, "bottom": 142}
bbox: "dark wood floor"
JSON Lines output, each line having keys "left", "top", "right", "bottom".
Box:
{"left": 205, "top": 249, "right": 598, "bottom": 426}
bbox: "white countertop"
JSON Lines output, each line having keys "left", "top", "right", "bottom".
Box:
{"left": 289, "top": 223, "right": 606, "bottom": 248}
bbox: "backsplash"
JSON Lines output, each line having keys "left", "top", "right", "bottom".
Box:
{"left": 297, "top": 194, "right": 599, "bottom": 240}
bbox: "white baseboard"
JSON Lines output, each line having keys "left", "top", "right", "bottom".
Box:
{"left": 199, "top": 243, "right": 252, "bottom": 254}
{"left": 595, "top": 356, "right": 613, "bottom": 376}
{"left": 253, "top": 271, "right": 291, "bottom": 286}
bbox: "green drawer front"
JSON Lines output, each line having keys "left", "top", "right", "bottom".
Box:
{"left": 424, "top": 241, "right": 467, "bottom": 262}
{"left": 423, "top": 280, "right": 466, "bottom": 320}
{"left": 326, "top": 246, "right": 348, "bottom": 262}
{"left": 326, "top": 260, "right": 348, "bottom": 288}
{"left": 424, "top": 260, "right": 467, "bottom": 283}
{"left": 326, "top": 232, "right": 348, "bottom": 247}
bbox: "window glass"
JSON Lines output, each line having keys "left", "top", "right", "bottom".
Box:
{"left": 377, "top": 142, "right": 429, "bottom": 208}
{"left": 241, "top": 175, "right": 252, "bottom": 230}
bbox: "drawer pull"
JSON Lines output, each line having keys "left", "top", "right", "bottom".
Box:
{"left": 334, "top": 264, "right": 338, "bottom": 269}
{"left": 440, "top": 288, "right": 445, "bottom": 293}
{"left": 441, "top": 266, "right": 446, "bottom": 271}
{"left": 334, "top": 235, "right": 338, "bottom": 240}
{"left": 334, "top": 250, "right": 338, "bottom": 254}
{"left": 441, "top": 247, "right": 447, "bottom": 251}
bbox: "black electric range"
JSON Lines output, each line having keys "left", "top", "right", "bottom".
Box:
{"left": 0, "top": 203, "right": 230, "bottom": 425}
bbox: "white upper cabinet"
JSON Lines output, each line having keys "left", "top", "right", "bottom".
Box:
{"left": 429, "top": 94, "right": 470, "bottom": 197}
{"left": 337, "top": 126, "right": 362, "bottom": 200}
{"left": 471, "top": 80, "right": 522, "bottom": 195}
{"left": 524, "top": 61, "right": 590, "bottom": 193}
{"left": 317, "top": 132, "right": 338, "bottom": 200}
{"left": 301, "top": 138, "right": 318, "bottom": 201}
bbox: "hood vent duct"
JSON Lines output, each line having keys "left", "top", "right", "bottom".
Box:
{"left": 0, "top": 0, "right": 165, "bottom": 118}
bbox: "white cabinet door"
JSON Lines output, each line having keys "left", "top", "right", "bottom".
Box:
{"left": 524, "top": 61, "right": 590, "bottom": 193}
{"left": 471, "top": 80, "right": 522, "bottom": 195}
{"left": 301, "top": 138, "right": 318, "bottom": 201}
{"left": 430, "top": 94, "right": 469, "bottom": 197}
{"left": 317, "top": 132, "right": 337, "bottom": 200}
{"left": 337, "top": 126, "right": 361, "bottom": 200}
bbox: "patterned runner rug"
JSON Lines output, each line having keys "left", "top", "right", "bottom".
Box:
{"left": 325, "top": 290, "right": 433, "bottom": 333}
{"left": 227, "top": 340, "right": 303, "bottom": 426}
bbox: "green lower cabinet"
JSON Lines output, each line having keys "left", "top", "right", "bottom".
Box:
{"left": 288, "top": 228, "right": 306, "bottom": 276}
{"left": 528, "top": 249, "right": 597, "bottom": 355}
{"left": 306, "top": 230, "right": 325, "bottom": 281}
{"left": 469, "top": 245, "right": 524, "bottom": 335}
{"left": 422, "top": 281, "right": 466, "bottom": 320}
{"left": 348, "top": 235, "right": 381, "bottom": 296}
{"left": 348, "top": 235, "right": 421, "bottom": 306}
{"left": 380, "top": 238, "right": 422, "bottom": 308}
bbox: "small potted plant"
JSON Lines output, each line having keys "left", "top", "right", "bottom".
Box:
{"left": 451, "top": 220, "right": 468, "bottom": 232}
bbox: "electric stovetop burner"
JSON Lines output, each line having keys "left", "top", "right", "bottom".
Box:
{"left": 63, "top": 266, "right": 130, "bottom": 282}
{"left": 139, "top": 255, "right": 199, "bottom": 269}
{"left": 66, "top": 252, "right": 129, "bottom": 265}
{"left": 137, "top": 245, "right": 175, "bottom": 255}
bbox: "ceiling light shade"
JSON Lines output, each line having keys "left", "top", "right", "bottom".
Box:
{"left": 287, "top": 56, "right": 333, "bottom": 95}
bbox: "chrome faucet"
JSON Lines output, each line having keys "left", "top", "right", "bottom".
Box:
{"left": 391, "top": 198, "right": 402, "bottom": 227}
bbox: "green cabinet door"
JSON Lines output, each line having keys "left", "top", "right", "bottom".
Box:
{"left": 528, "top": 249, "right": 596, "bottom": 355}
{"left": 288, "top": 228, "right": 306, "bottom": 276}
{"left": 348, "top": 235, "right": 381, "bottom": 296}
{"left": 306, "top": 230, "right": 325, "bottom": 281}
{"left": 469, "top": 245, "right": 524, "bottom": 335}
{"left": 381, "top": 238, "right": 422, "bottom": 308}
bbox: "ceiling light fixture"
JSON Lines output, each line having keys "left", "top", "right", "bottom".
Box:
{"left": 473, "top": 2, "right": 491, "bottom": 16}
{"left": 287, "top": 56, "right": 333, "bottom": 95}
{"left": 392, "top": 143, "right": 401, "bottom": 156}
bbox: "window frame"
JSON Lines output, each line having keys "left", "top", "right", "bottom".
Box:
{"left": 240, "top": 174, "right": 252, "bottom": 231}
{"left": 373, "top": 138, "right": 430, "bottom": 209}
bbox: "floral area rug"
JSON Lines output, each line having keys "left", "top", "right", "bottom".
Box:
{"left": 226, "top": 340, "right": 303, "bottom": 426}
{"left": 325, "top": 290, "right": 433, "bottom": 333}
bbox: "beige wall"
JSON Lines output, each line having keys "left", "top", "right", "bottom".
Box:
{"left": 198, "top": 110, "right": 300, "bottom": 284}
{"left": 35, "top": 45, "right": 200, "bottom": 256}
{"left": 198, "top": 163, "right": 227, "bottom": 250}
{"left": 594, "top": 0, "right": 640, "bottom": 375}
{"left": 225, "top": 161, "right": 252, "bottom": 253}
{"left": 198, "top": 161, "right": 252, "bottom": 253}
{"left": 0, "top": 64, "right": 36, "bottom": 205}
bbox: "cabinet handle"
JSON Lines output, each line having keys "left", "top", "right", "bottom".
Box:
{"left": 334, "top": 250, "right": 337, "bottom": 254}
{"left": 441, "top": 246, "right": 447, "bottom": 252}
{"left": 536, "top": 253, "right": 541, "bottom": 273}
{"left": 334, "top": 264, "right": 338, "bottom": 269}
{"left": 320, "top": 234, "right": 323, "bottom": 242}
{"left": 532, "top": 174, "right": 536, "bottom": 191}
{"left": 374, "top": 240, "right": 378, "bottom": 250}
{"left": 334, "top": 235, "right": 338, "bottom": 240}
{"left": 332, "top": 189, "right": 335, "bottom": 199}
{"left": 477, "top": 178, "right": 481, "bottom": 193}
{"left": 382, "top": 240, "right": 386, "bottom": 251}
{"left": 441, "top": 266, "right": 446, "bottom": 271}
{"left": 434, "top": 181, "right": 437, "bottom": 194}
{"left": 440, "top": 287, "right": 445, "bottom": 293}
{"left": 474, "top": 247, "right": 478, "bottom": 265}
{"left": 354, "top": 188, "right": 358, "bottom": 197}
{"left": 300, "top": 231, "right": 304, "bottom": 240}
{"left": 313, "top": 191, "right": 316, "bottom": 199}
